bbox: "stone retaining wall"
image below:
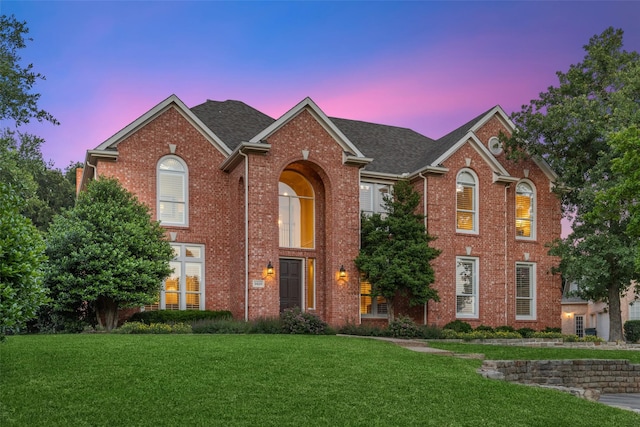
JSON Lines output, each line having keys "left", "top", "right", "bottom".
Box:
{"left": 479, "top": 359, "right": 640, "bottom": 395}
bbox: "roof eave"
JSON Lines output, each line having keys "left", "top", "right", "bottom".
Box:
{"left": 220, "top": 142, "right": 271, "bottom": 172}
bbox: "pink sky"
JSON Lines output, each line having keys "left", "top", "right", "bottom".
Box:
{"left": 3, "top": 2, "right": 639, "bottom": 239}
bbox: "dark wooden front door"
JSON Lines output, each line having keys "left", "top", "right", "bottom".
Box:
{"left": 279, "top": 259, "right": 302, "bottom": 312}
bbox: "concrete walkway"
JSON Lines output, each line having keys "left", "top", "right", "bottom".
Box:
{"left": 598, "top": 394, "right": 640, "bottom": 413}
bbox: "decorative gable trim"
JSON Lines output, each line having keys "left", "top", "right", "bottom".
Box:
{"left": 432, "top": 131, "right": 512, "bottom": 178}
{"left": 469, "top": 105, "right": 515, "bottom": 133}
{"left": 95, "top": 94, "right": 232, "bottom": 156}
{"left": 249, "top": 97, "right": 368, "bottom": 160}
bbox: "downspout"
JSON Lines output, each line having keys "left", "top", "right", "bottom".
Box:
{"left": 419, "top": 172, "right": 428, "bottom": 325}
{"left": 86, "top": 158, "right": 98, "bottom": 180}
{"left": 240, "top": 150, "right": 249, "bottom": 322}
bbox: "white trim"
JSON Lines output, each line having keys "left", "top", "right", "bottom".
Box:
{"left": 161, "top": 243, "right": 205, "bottom": 310}
{"left": 515, "top": 262, "right": 537, "bottom": 320}
{"left": 249, "top": 97, "right": 367, "bottom": 159}
{"left": 456, "top": 168, "right": 479, "bottom": 234}
{"left": 456, "top": 256, "right": 479, "bottom": 319}
{"left": 433, "top": 132, "right": 512, "bottom": 178}
{"left": 515, "top": 179, "right": 536, "bottom": 241}
{"left": 95, "top": 94, "right": 232, "bottom": 156}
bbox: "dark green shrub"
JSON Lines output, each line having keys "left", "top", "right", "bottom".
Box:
{"left": 128, "top": 309, "right": 232, "bottom": 324}
{"left": 338, "top": 322, "right": 387, "bottom": 337}
{"left": 443, "top": 320, "right": 472, "bottom": 333}
{"left": 114, "top": 321, "right": 192, "bottom": 334}
{"left": 475, "top": 325, "right": 494, "bottom": 333}
{"left": 388, "top": 316, "right": 421, "bottom": 338}
{"left": 495, "top": 325, "right": 515, "bottom": 333}
{"left": 517, "top": 327, "right": 536, "bottom": 338}
{"left": 191, "top": 319, "right": 251, "bottom": 334}
{"left": 281, "top": 307, "right": 331, "bottom": 335}
{"left": 418, "top": 324, "right": 443, "bottom": 339}
{"left": 624, "top": 320, "right": 640, "bottom": 343}
{"left": 543, "top": 326, "right": 562, "bottom": 333}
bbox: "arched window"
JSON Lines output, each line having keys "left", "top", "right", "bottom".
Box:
{"left": 279, "top": 170, "right": 314, "bottom": 248}
{"left": 157, "top": 156, "right": 187, "bottom": 226}
{"left": 456, "top": 170, "right": 477, "bottom": 233}
{"left": 515, "top": 181, "right": 535, "bottom": 239}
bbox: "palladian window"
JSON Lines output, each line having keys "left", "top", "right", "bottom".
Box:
{"left": 279, "top": 171, "right": 314, "bottom": 248}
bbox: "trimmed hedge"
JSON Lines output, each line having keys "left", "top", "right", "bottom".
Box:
{"left": 128, "top": 310, "right": 232, "bottom": 324}
{"left": 624, "top": 320, "right": 640, "bottom": 343}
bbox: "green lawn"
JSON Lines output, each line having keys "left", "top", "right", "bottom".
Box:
{"left": 1, "top": 335, "right": 638, "bottom": 426}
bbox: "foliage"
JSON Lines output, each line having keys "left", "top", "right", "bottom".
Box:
{"left": 475, "top": 324, "right": 495, "bottom": 333}
{"left": 355, "top": 180, "right": 440, "bottom": 320}
{"left": 531, "top": 332, "right": 564, "bottom": 339}
{"left": 44, "top": 178, "right": 174, "bottom": 331}
{"left": 495, "top": 325, "right": 516, "bottom": 333}
{"left": 388, "top": 315, "right": 421, "bottom": 338}
{"left": 516, "top": 327, "right": 536, "bottom": 338}
{"left": 191, "top": 318, "right": 252, "bottom": 334}
{"left": 624, "top": 320, "right": 640, "bottom": 343}
{"left": 280, "top": 307, "right": 332, "bottom": 335}
{"left": 114, "top": 321, "right": 192, "bottom": 334}
{"left": 504, "top": 27, "right": 640, "bottom": 342}
{"left": 0, "top": 15, "right": 57, "bottom": 126}
{"left": 128, "top": 309, "right": 232, "bottom": 324}
{"left": 338, "top": 322, "right": 388, "bottom": 337}
{"left": 0, "top": 183, "right": 48, "bottom": 339}
{"left": 543, "top": 327, "right": 562, "bottom": 333}
{"left": 443, "top": 320, "right": 472, "bottom": 333}
{"left": 442, "top": 330, "right": 523, "bottom": 340}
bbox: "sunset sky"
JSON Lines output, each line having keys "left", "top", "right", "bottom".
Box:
{"left": 2, "top": 1, "right": 640, "bottom": 170}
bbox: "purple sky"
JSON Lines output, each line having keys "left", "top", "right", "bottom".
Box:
{"left": 3, "top": 1, "right": 640, "bottom": 172}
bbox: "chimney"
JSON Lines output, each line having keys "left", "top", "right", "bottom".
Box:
{"left": 76, "top": 167, "right": 84, "bottom": 195}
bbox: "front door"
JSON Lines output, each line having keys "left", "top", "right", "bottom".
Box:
{"left": 280, "top": 259, "right": 302, "bottom": 312}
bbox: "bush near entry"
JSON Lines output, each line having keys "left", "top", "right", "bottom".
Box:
{"left": 625, "top": 320, "right": 640, "bottom": 343}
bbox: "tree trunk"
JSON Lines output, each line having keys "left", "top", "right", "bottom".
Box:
{"left": 95, "top": 296, "right": 120, "bottom": 332}
{"left": 387, "top": 300, "right": 395, "bottom": 323}
{"left": 608, "top": 282, "right": 624, "bottom": 342}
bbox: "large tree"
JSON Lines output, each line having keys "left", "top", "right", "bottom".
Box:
{"left": 0, "top": 183, "right": 48, "bottom": 339}
{"left": 355, "top": 180, "right": 440, "bottom": 321}
{"left": 45, "top": 177, "right": 174, "bottom": 331}
{"left": 505, "top": 27, "right": 640, "bottom": 341}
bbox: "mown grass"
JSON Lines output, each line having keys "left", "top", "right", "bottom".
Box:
{"left": 1, "top": 335, "right": 638, "bottom": 426}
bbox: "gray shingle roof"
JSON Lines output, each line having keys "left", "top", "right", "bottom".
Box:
{"left": 191, "top": 100, "right": 275, "bottom": 151}
{"left": 190, "top": 99, "right": 499, "bottom": 175}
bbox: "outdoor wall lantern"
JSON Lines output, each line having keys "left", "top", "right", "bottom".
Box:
{"left": 266, "top": 261, "right": 274, "bottom": 276}
{"left": 339, "top": 265, "right": 346, "bottom": 279}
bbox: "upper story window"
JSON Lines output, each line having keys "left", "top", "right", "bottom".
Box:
{"left": 279, "top": 170, "right": 314, "bottom": 248}
{"left": 456, "top": 170, "right": 477, "bottom": 233}
{"left": 157, "top": 156, "right": 187, "bottom": 226}
{"left": 516, "top": 181, "right": 535, "bottom": 239}
{"left": 360, "top": 182, "right": 391, "bottom": 216}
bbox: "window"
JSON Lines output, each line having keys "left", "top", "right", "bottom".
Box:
{"left": 146, "top": 243, "right": 204, "bottom": 310}
{"left": 630, "top": 301, "right": 640, "bottom": 321}
{"left": 515, "top": 181, "right": 535, "bottom": 239}
{"left": 488, "top": 136, "right": 503, "bottom": 155}
{"left": 515, "top": 263, "right": 536, "bottom": 320}
{"left": 279, "top": 171, "right": 314, "bottom": 248}
{"left": 158, "top": 156, "right": 187, "bottom": 226}
{"left": 360, "top": 182, "right": 391, "bottom": 216}
{"left": 360, "top": 280, "right": 388, "bottom": 317}
{"left": 456, "top": 170, "right": 477, "bottom": 233}
{"left": 575, "top": 315, "right": 584, "bottom": 338}
{"left": 306, "top": 258, "right": 315, "bottom": 310}
{"left": 456, "top": 257, "right": 478, "bottom": 318}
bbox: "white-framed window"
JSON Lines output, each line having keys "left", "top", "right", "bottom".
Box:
{"left": 360, "top": 279, "right": 388, "bottom": 318}
{"left": 456, "top": 257, "right": 478, "bottom": 318}
{"left": 575, "top": 315, "right": 584, "bottom": 338}
{"left": 360, "top": 182, "right": 391, "bottom": 216}
{"left": 279, "top": 170, "right": 314, "bottom": 249}
{"left": 146, "top": 243, "right": 205, "bottom": 311}
{"left": 456, "top": 170, "right": 478, "bottom": 233}
{"left": 488, "top": 136, "right": 503, "bottom": 155}
{"left": 516, "top": 181, "right": 535, "bottom": 239}
{"left": 515, "top": 262, "right": 536, "bottom": 320}
{"left": 157, "top": 156, "right": 188, "bottom": 226}
{"left": 630, "top": 301, "right": 640, "bottom": 321}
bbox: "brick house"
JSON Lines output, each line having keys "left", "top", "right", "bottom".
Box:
{"left": 79, "top": 94, "right": 562, "bottom": 329}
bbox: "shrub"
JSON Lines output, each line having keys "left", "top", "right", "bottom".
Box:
{"left": 128, "top": 309, "right": 232, "bottom": 324}
{"left": 388, "top": 316, "right": 421, "bottom": 338}
{"left": 532, "top": 331, "right": 563, "bottom": 339}
{"left": 443, "top": 320, "right": 472, "bottom": 333}
{"left": 474, "top": 325, "right": 494, "bottom": 333}
{"left": 249, "top": 317, "right": 283, "bottom": 334}
{"left": 563, "top": 334, "right": 579, "bottom": 342}
{"left": 418, "top": 324, "right": 443, "bottom": 339}
{"left": 338, "top": 322, "right": 387, "bottom": 337}
{"left": 543, "top": 327, "right": 562, "bottom": 333}
{"left": 115, "top": 321, "right": 192, "bottom": 334}
{"left": 281, "top": 307, "right": 330, "bottom": 335}
{"left": 581, "top": 334, "right": 605, "bottom": 343}
{"left": 495, "top": 325, "right": 515, "bottom": 333}
{"left": 516, "top": 328, "right": 536, "bottom": 338}
{"left": 191, "top": 319, "right": 251, "bottom": 334}
{"left": 624, "top": 320, "right": 640, "bottom": 343}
